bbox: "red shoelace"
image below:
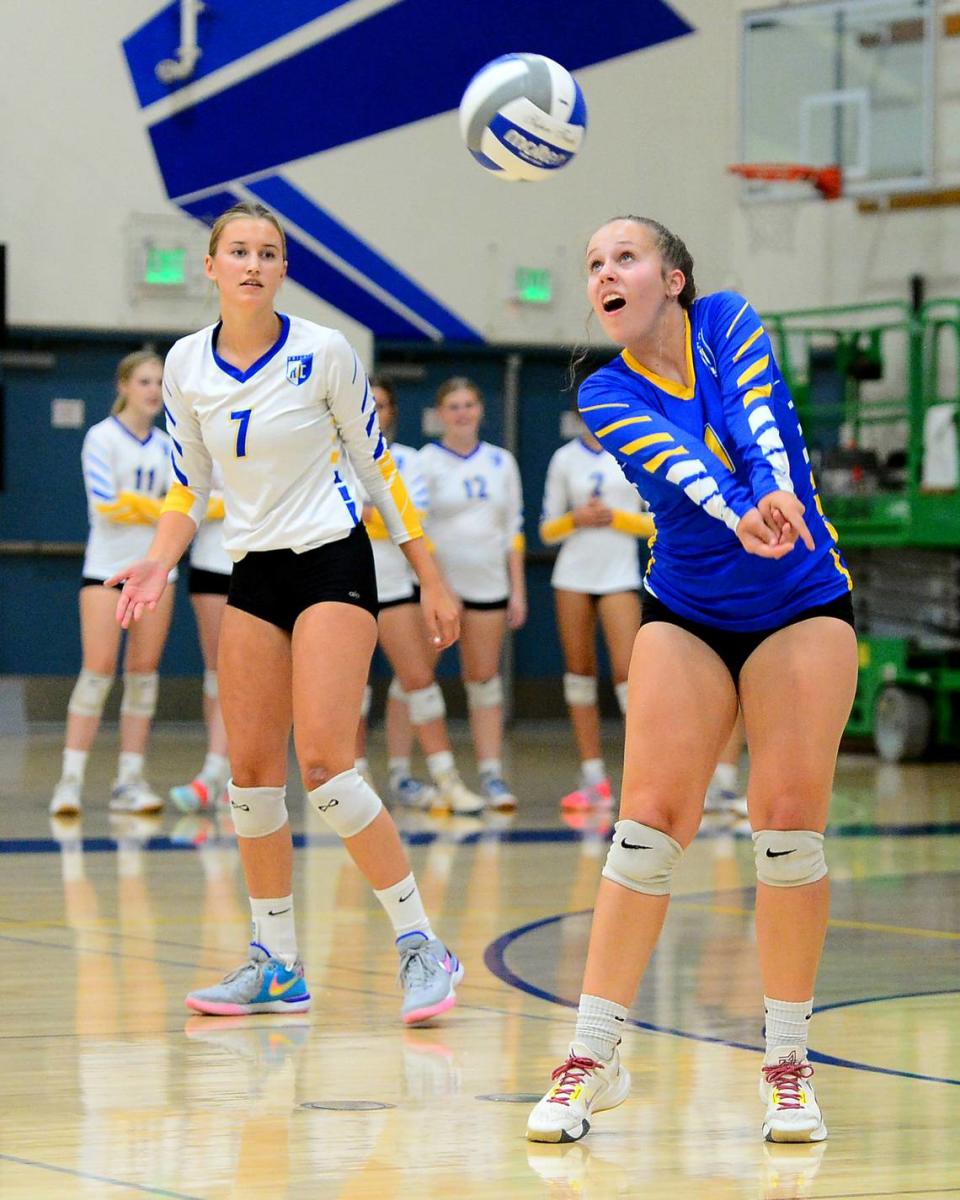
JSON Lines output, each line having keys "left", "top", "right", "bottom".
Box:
{"left": 549, "top": 1055, "right": 603, "bottom": 1107}
{"left": 762, "top": 1059, "right": 815, "bottom": 1109}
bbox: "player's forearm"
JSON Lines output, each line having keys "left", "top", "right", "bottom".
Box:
{"left": 401, "top": 535, "right": 446, "bottom": 589}
{"left": 508, "top": 546, "right": 526, "bottom": 598}
{"left": 146, "top": 511, "right": 198, "bottom": 570}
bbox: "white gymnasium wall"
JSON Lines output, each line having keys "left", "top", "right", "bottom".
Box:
{"left": 0, "top": 0, "right": 956, "bottom": 357}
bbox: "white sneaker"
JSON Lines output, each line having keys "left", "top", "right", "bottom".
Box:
{"left": 760, "top": 1050, "right": 827, "bottom": 1143}
{"left": 480, "top": 774, "right": 517, "bottom": 812}
{"left": 704, "top": 783, "right": 748, "bottom": 819}
{"left": 50, "top": 776, "right": 82, "bottom": 816}
{"left": 389, "top": 774, "right": 439, "bottom": 810}
{"left": 526, "top": 1042, "right": 631, "bottom": 1143}
{"left": 433, "top": 768, "right": 485, "bottom": 816}
{"left": 109, "top": 776, "right": 164, "bottom": 814}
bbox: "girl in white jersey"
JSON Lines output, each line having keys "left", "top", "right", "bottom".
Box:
{"left": 169, "top": 461, "right": 232, "bottom": 813}
{"left": 50, "top": 352, "right": 174, "bottom": 819}
{"left": 539, "top": 422, "right": 653, "bottom": 813}
{"left": 110, "top": 203, "right": 464, "bottom": 1026}
{"left": 418, "top": 378, "right": 526, "bottom": 810}
{"left": 353, "top": 377, "right": 485, "bottom": 816}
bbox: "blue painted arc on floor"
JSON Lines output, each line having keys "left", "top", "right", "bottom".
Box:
{"left": 123, "top": 1, "right": 693, "bottom": 339}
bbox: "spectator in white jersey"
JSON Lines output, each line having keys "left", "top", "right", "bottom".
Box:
{"left": 109, "top": 202, "right": 465, "bottom": 1025}
{"left": 539, "top": 418, "right": 654, "bottom": 814}
{"left": 50, "top": 351, "right": 173, "bottom": 819}
{"left": 353, "top": 376, "right": 487, "bottom": 816}
{"left": 169, "top": 461, "right": 232, "bottom": 813}
{"left": 418, "top": 378, "right": 526, "bottom": 811}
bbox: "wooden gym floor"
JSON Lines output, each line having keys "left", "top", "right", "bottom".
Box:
{"left": 0, "top": 723, "right": 958, "bottom": 1199}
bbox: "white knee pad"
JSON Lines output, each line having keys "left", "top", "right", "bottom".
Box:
{"left": 387, "top": 677, "right": 407, "bottom": 703}
{"left": 408, "top": 682, "right": 446, "bottom": 724}
{"left": 360, "top": 684, "right": 372, "bottom": 719}
{"left": 203, "top": 669, "right": 219, "bottom": 700}
{"left": 120, "top": 672, "right": 158, "bottom": 718}
{"left": 753, "top": 829, "right": 827, "bottom": 887}
{"left": 602, "top": 819, "right": 683, "bottom": 896}
{"left": 228, "top": 782, "right": 288, "bottom": 839}
{"left": 67, "top": 669, "right": 113, "bottom": 718}
{"left": 615, "top": 681, "right": 629, "bottom": 716}
{"left": 563, "top": 673, "right": 597, "bottom": 707}
{"left": 466, "top": 675, "right": 503, "bottom": 710}
{"left": 308, "top": 767, "right": 382, "bottom": 838}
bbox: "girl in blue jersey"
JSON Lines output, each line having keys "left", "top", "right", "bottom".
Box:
{"left": 527, "top": 217, "right": 858, "bottom": 1146}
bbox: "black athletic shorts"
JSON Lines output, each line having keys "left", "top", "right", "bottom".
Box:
{"left": 81, "top": 576, "right": 122, "bottom": 591}
{"left": 462, "top": 596, "right": 509, "bottom": 612}
{"left": 378, "top": 586, "right": 421, "bottom": 612}
{"left": 189, "top": 566, "right": 231, "bottom": 596}
{"left": 640, "top": 589, "right": 855, "bottom": 687}
{"left": 227, "top": 524, "right": 379, "bottom": 633}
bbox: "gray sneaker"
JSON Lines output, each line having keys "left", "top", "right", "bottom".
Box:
{"left": 480, "top": 774, "right": 517, "bottom": 812}
{"left": 109, "top": 776, "right": 163, "bottom": 814}
{"left": 397, "top": 932, "right": 464, "bottom": 1025}
{"left": 186, "top": 942, "right": 311, "bottom": 1016}
{"left": 389, "top": 774, "right": 439, "bottom": 809}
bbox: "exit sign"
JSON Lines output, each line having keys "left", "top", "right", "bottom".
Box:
{"left": 144, "top": 246, "right": 187, "bottom": 286}
{"left": 515, "top": 267, "right": 553, "bottom": 305}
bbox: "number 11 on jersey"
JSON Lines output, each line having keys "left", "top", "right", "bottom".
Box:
{"left": 230, "top": 409, "right": 252, "bottom": 458}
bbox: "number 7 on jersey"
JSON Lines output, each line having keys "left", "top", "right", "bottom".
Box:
{"left": 230, "top": 409, "right": 252, "bottom": 458}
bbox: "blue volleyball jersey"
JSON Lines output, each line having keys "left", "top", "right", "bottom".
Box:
{"left": 578, "top": 290, "right": 852, "bottom": 631}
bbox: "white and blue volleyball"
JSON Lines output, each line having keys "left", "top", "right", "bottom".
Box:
{"left": 459, "top": 53, "right": 587, "bottom": 182}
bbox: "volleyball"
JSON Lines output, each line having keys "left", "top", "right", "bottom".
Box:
{"left": 458, "top": 53, "right": 587, "bottom": 182}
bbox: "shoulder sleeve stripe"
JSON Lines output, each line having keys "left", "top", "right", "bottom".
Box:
{"left": 666, "top": 458, "right": 708, "bottom": 486}
{"left": 725, "top": 299, "right": 750, "bottom": 338}
{"left": 163, "top": 403, "right": 177, "bottom": 427}
{"left": 732, "top": 325, "right": 764, "bottom": 362}
{"left": 742, "top": 383, "right": 772, "bottom": 409}
{"left": 580, "top": 402, "right": 630, "bottom": 413}
{"left": 595, "top": 415, "right": 652, "bottom": 437}
{"left": 620, "top": 431, "right": 673, "bottom": 455}
{"left": 644, "top": 445, "right": 689, "bottom": 473}
{"left": 736, "top": 355, "right": 769, "bottom": 387}
{"left": 747, "top": 405, "right": 776, "bottom": 435}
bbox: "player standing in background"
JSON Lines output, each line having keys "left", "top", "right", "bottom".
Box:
{"left": 110, "top": 202, "right": 465, "bottom": 1026}
{"left": 50, "top": 351, "right": 173, "bottom": 818}
{"left": 539, "top": 422, "right": 653, "bottom": 812}
{"left": 169, "top": 461, "right": 232, "bottom": 813}
{"left": 353, "top": 375, "right": 486, "bottom": 816}
{"left": 418, "top": 378, "right": 526, "bottom": 811}
{"left": 527, "top": 216, "right": 857, "bottom": 1145}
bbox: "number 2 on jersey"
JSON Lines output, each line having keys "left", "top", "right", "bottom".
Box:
{"left": 230, "top": 409, "right": 252, "bottom": 458}
{"left": 588, "top": 471, "right": 604, "bottom": 498}
{"left": 464, "top": 475, "right": 488, "bottom": 500}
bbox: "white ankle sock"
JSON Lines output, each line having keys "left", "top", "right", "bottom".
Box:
{"left": 580, "top": 758, "right": 606, "bottom": 787}
{"left": 62, "top": 748, "right": 88, "bottom": 782}
{"left": 117, "top": 752, "right": 144, "bottom": 785}
{"left": 478, "top": 758, "right": 501, "bottom": 778}
{"left": 575, "top": 993, "right": 627, "bottom": 1061}
{"left": 388, "top": 757, "right": 411, "bottom": 782}
{"left": 250, "top": 896, "right": 299, "bottom": 966}
{"left": 374, "top": 872, "right": 435, "bottom": 941}
{"left": 201, "top": 752, "right": 230, "bottom": 786}
{"left": 426, "top": 750, "right": 454, "bottom": 780}
{"left": 764, "top": 996, "right": 813, "bottom": 1062}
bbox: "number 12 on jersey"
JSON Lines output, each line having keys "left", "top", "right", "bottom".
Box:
{"left": 230, "top": 409, "right": 252, "bottom": 458}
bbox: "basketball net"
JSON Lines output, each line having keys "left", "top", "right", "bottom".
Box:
{"left": 728, "top": 164, "right": 842, "bottom": 254}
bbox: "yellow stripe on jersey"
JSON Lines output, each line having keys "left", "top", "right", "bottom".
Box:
{"left": 595, "top": 415, "right": 652, "bottom": 438}
{"left": 644, "top": 445, "right": 688, "bottom": 473}
{"left": 736, "top": 355, "right": 770, "bottom": 387}
{"left": 809, "top": 470, "right": 840, "bottom": 543}
{"left": 364, "top": 509, "right": 390, "bottom": 540}
{"left": 540, "top": 513, "right": 576, "bottom": 544}
{"left": 580, "top": 402, "right": 630, "bottom": 413}
{"left": 376, "top": 447, "right": 422, "bottom": 539}
{"left": 621, "top": 431, "right": 674, "bottom": 456}
{"left": 725, "top": 299, "right": 750, "bottom": 339}
{"left": 610, "top": 510, "right": 656, "bottom": 538}
{"left": 512, "top": 533, "right": 526, "bottom": 553}
{"left": 703, "top": 424, "right": 735, "bottom": 472}
{"left": 830, "top": 548, "right": 853, "bottom": 590}
{"left": 732, "top": 325, "right": 764, "bottom": 362}
{"left": 743, "top": 383, "right": 772, "bottom": 409}
{"left": 205, "top": 496, "right": 225, "bottom": 521}
{"left": 163, "top": 482, "right": 199, "bottom": 517}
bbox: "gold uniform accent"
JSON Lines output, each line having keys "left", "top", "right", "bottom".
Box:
{"left": 595, "top": 415, "right": 652, "bottom": 438}
{"left": 620, "top": 431, "right": 674, "bottom": 456}
{"left": 732, "top": 325, "right": 764, "bottom": 362}
{"left": 743, "top": 383, "right": 772, "bottom": 409}
{"left": 736, "top": 355, "right": 770, "bottom": 388}
{"left": 644, "top": 445, "right": 688, "bottom": 474}
{"left": 162, "top": 481, "right": 199, "bottom": 517}
{"left": 703, "top": 424, "right": 735, "bottom": 473}
{"left": 376, "top": 447, "right": 422, "bottom": 540}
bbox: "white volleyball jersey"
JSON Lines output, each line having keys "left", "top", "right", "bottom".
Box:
{"left": 541, "top": 438, "right": 650, "bottom": 594}
{"left": 81, "top": 416, "right": 174, "bottom": 581}
{"left": 417, "top": 441, "right": 523, "bottom": 603}
{"left": 162, "top": 314, "right": 421, "bottom": 560}
{"left": 351, "top": 442, "right": 427, "bottom": 603}
{"left": 189, "top": 461, "right": 232, "bottom": 575}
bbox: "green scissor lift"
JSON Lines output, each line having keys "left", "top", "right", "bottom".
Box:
{"left": 764, "top": 298, "right": 960, "bottom": 760}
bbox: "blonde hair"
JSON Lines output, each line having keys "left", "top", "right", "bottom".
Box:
{"left": 112, "top": 351, "right": 162, "bottom": 415}
{"left": 435, "top": 376, "right": 483, "bottom": 407}
{"left": 208, "top": 202, "right": 287, "bottom": 260}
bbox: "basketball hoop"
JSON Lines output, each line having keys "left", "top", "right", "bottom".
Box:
{"left": 728, "top": 163, "right": 843, "bottom": 253}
